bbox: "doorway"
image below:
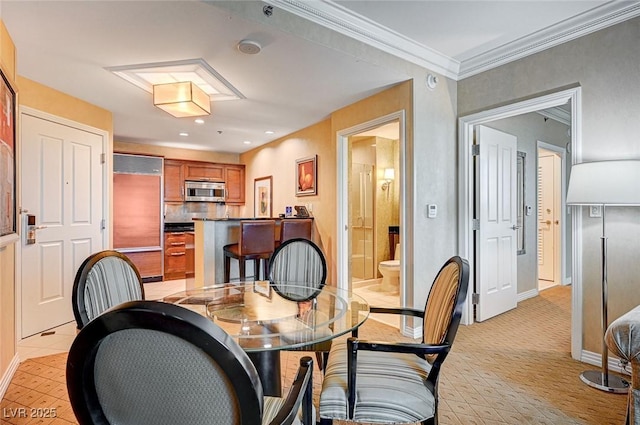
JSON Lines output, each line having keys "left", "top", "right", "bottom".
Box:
{"left": 537, "top": 145, "right": 564, "bottom": 291}
{"left": 458, "top": 87, "right": 582, "bottom": 360}
{"left": 337, "top": 111, "right": 406, "bottom": 331}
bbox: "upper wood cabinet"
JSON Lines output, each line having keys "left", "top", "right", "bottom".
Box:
{"left": 224, "top": 164, "right": 245, "bottom": 205}
{"left": 164, "top": 159, "right": 184, "bottom": 202}
{"left": 163, "top": 159, "right": 245, "bottom": 205}
{"left": 185, "top": 163, "right": 224, "bottom": 181}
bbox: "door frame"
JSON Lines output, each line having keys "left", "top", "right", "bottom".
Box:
{"left": 15, "top": 106, "right": 110, "bottom": 341}
{"left": 458, "top": 87, "right": 582, "bottom": 360}
{"left": 537, "top": 141, "right": 568, "bottom": 287}
{"left": 337, "top": 111, "right": 408, "bottom": 305}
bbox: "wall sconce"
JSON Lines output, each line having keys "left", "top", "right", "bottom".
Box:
{"left": 381, "top": 168, "right": 395, "bottom": 191}
{"left": 153, "top": 81, "right": 211, "bottom": 118}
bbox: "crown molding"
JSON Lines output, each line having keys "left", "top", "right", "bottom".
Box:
{"left": 265, "top": 0, "right": 460, "bottom": 80}
{"left": 268, "top": 0, "right": 640, "bottom": 81}
{"left": 458, "top": 1, "right": 640, "bottom": 79}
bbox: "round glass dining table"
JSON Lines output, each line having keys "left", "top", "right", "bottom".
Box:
{"left": 163, "top": 282, "right": 369, "bottom": 396}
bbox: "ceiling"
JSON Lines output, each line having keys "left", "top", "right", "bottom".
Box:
{"left": 2, "top": 1, "right": 638, "bottom": 154}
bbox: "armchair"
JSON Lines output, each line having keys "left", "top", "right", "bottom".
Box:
{"left": 319, "top": 256, "right": 469, "bottom": 424}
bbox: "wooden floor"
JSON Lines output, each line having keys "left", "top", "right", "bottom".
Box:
{"left": 1, "top": 285, "right": 629, "bottom": 424}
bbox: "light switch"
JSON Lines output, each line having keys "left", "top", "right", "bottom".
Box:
{"left": 427, "top": 204, "right": 437, "bottom": 218}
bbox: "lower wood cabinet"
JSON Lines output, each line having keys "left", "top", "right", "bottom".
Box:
{"left": 165, "top": 232, "right": 186, "bottom": 280}
{"left": 122, "top": 250, "right": 163, "bottom": 283}
{"left": 164, "top": 231, "right": 195, "bottom": 280}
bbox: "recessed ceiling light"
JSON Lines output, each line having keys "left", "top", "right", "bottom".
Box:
{"left": 179, "top": 132, "right": 189, "bottom": 137}
{"left": 265, "top": 130, "right": 274, "bottom": 135}
{"left": 195, "top": 118, "right": 205, "bottom": 124}
{"left": 243, "top": 141, "right": 252, "bottom": 145}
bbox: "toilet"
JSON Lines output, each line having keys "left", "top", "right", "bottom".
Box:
{"left": 378, "top": 244, "right": 400, "bottom": 293}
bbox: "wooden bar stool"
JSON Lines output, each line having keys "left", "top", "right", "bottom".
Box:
{"left": 278, "top": 218, "right": 313, "bottom": 246}
{"left": 224, "top": 220, "right": 276, "bottom": 282}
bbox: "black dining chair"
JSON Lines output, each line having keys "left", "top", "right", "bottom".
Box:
{"left": 72, "top": 250, "right": 145, "bottom": 331}
{"left": 66, "top": 300, "right": 314, "bottom": 425}
{"left": 269, "top": 238, "right": 331, "bottom": 370}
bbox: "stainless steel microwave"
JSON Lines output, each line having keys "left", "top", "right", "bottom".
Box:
{"left": 184, "top": 180, "right": 226, "bottom": 203}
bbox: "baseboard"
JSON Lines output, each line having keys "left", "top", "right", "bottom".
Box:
{"left": 580, "top": 349, "right": 630, "bottom": 375}
{"left": 517, "top": 288, "right": 538, "bottom": 303}
{"left": 0, "top": 354, "right": 20, "bottom": 400}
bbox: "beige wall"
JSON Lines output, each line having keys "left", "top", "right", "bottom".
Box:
{"left": 458, "top": 17, "right": 640, "bottom": 353}
{"left": 0, "top": 19, "right": 16, "bottom": 379}
{"left": 114, "top": 141, "right": 239, "bottom": 164}
{"left": 241, "top": 81, "right": 412, "bottom": 287}
{"left": 1, "top": 20, "right": 113, "bottom": 380}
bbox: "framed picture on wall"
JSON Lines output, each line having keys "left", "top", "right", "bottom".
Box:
{"left": 254, "top": 176, "right": 273, "bottom": 218}
{"left": 296, "top": 155, "right": 317, "bottom": 196}
{"left": 0, "top": 67, "right": 17, "bottom": 247}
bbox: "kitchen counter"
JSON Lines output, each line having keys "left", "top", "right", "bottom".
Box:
{"left": 190, "top": 217, "right": 313, "bottom": 288}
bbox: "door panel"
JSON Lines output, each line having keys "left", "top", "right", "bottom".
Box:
{"left": 538, "top": 155, "right": 554, "bottom": 281}
{"left": 476, "top": 125, "right": 518, "bottom": 322}
{"left": 21, "top": 114, "right": 104, "bottom": 337}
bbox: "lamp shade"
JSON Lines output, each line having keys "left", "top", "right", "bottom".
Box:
{"left": 566, "top": 160, "right": 640, "bottom": 205}
{"left": 153, "top": 81, "right": 211, "bottom": 118}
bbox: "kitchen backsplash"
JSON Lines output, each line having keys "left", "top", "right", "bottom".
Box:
{"left": 164, "top": 202, "right": 240, "bottom": 222}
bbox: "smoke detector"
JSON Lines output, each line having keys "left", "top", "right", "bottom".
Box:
{"left": 237, "top": 40, "right": 262, "bottom": 55}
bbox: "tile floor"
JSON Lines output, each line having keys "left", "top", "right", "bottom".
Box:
{"left": 17, "top": 279, "right": 188, "bottom": 362}
{"left": 353, "top": 279, "right": 401, "bottom": 329}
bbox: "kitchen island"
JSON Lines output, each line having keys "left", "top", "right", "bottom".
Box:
{"left": 190, "top": 217, "right": 313, "bottom": 288}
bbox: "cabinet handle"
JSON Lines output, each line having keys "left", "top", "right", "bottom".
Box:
{"left": 170, "top": 252, "right": 186, "bottom": 256}
{"left": 168, "top": 232, "right": 185, "bottom": 235}
{"left": 170, "top": 242, "right": 186, "bottom": 246}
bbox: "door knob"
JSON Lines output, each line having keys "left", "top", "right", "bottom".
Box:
{"left": 510, "top": 225, "right": 521, "bottom": 230}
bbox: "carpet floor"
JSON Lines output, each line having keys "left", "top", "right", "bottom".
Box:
{"left": 0, "top": 285, "right": 628, "bottom": 424}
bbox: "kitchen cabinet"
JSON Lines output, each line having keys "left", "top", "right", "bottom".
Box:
{"left": 163, "top": 159, "right": 245, "bottom": 205}
{"left": 224, "top": 164, "right": 245, "bottom": 205}
{"left": 164, "top": 159, "right": 184, "bottom": 202}
{"left": 164, "top": 231, "right": 187, "bottom": 280}
{"left": 185, "top": 163, "right": 224, "bottom": 181}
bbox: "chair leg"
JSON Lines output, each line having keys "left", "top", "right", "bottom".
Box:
{"left": 319, "top": 418, "right": 332, "bottom": 425}
{"left": 262, "top": 258, "right": 269, "bottom": 281}
{"left": 239, "top": 258, "right": 246, "bottom": 281}
{"left": 224, "top": 254, "right": 231, "bottom": 283}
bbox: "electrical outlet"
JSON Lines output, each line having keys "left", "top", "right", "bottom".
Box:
{"left": 589, "top": 205, "right": 602, "bottom": 218}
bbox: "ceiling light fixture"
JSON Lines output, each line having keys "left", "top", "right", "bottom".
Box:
{"left": 179, "top": 132, "right": 189, "bottom": 137}
{"left": 237, "top": 39, "right": 262, "bottom": 55}
{"left": 195, "top": 118, "right": 205, "bottom": 124}
{"left": 153, "top": 81, "right": 210, "bottom": 118}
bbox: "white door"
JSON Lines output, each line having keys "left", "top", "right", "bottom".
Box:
{"left": 538, "top": 154, "right": 554, "bottom": 281}
{"left": 21, "top": 113, "right": 105, "bottom": 338}
{"left": 537, "top": 152, "right": 561, "bottom": 284}
{"left": 475, "top": 125, "right": 518, "bottom": 322}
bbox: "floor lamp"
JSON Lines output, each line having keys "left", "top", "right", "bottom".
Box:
{"left": 566, "top": 159, "right": 640, "bottom": 393}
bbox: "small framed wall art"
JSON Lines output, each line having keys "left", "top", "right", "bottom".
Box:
{"left": 296, "top": 155, "right": 317, "bottom": 196}
{"left": 254, "top": 175, "right": 273, "bottom": 218}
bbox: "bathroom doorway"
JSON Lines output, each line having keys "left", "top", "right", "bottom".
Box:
{"left": 348, "top": 120, "right": 401, "bottom": 326}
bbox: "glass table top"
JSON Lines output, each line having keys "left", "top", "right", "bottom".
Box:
{"left": 163, "top": 282, "right": 369, "bottom": 352}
